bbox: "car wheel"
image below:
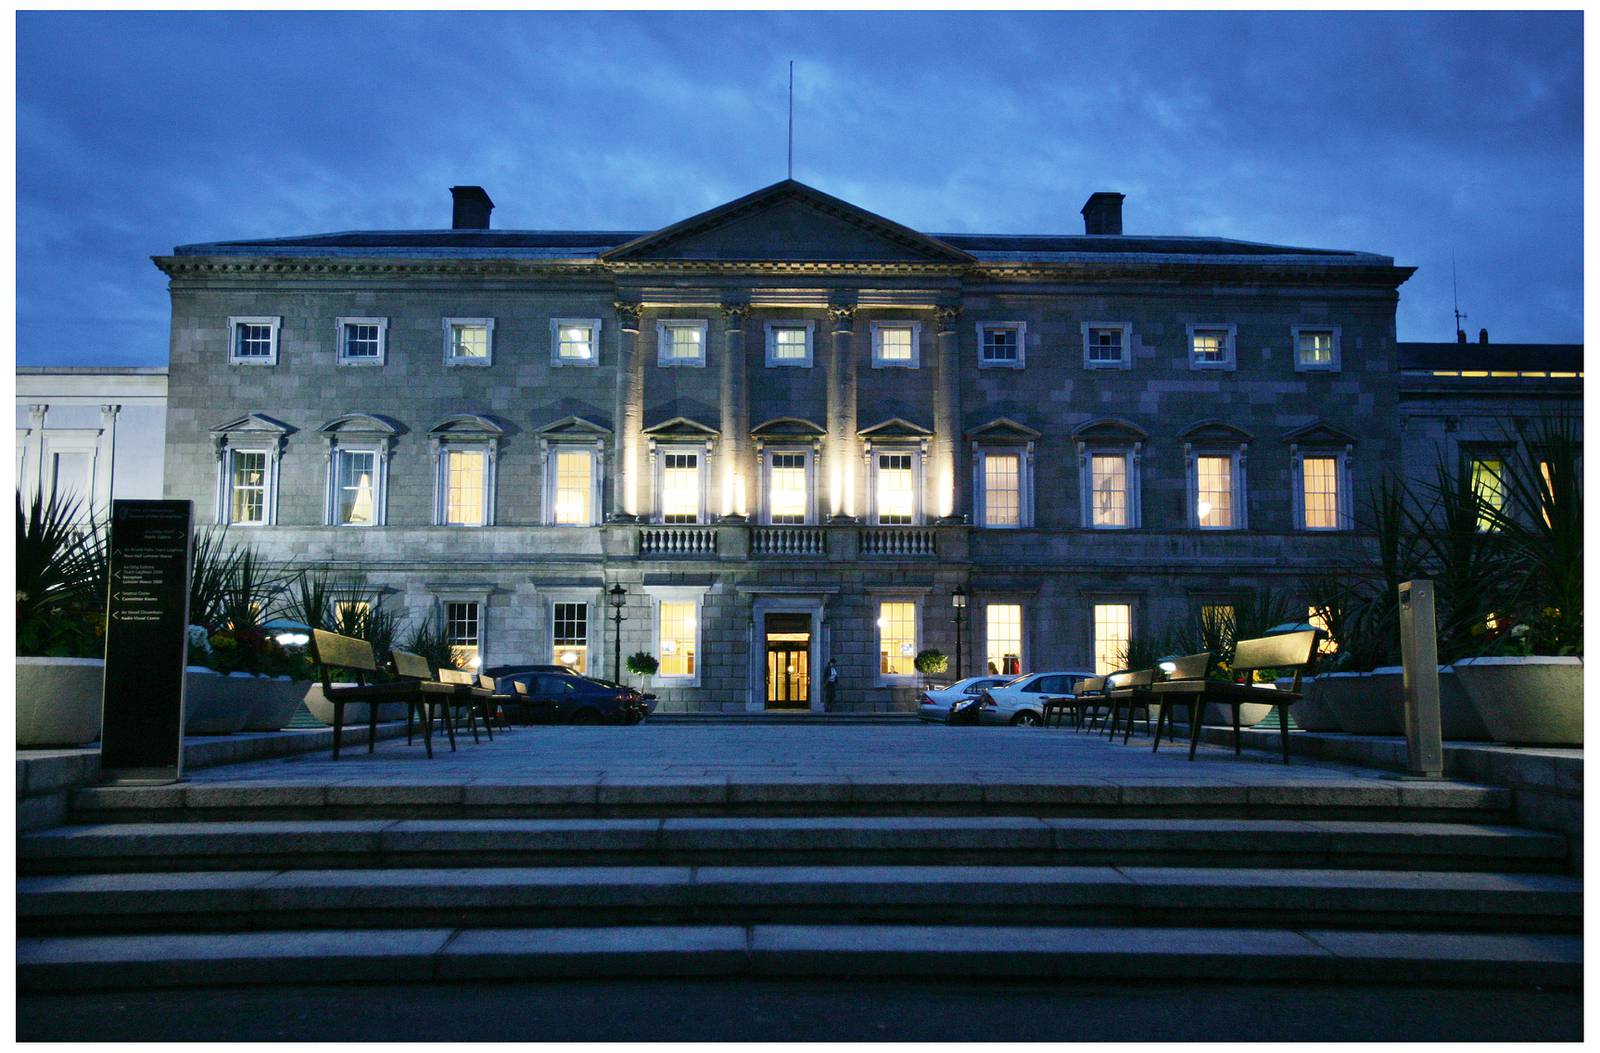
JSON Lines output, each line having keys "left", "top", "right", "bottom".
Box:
{"left": 570, "top": 709, "right": 602, "bottom": 726}
{"left": 1011, "top": 711, "right": 1041, "bottom": 727}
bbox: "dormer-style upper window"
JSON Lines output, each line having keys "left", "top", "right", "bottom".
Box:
{"left": 1187, "top": 324, "right": 1236, "bottom": 371}
{"left": 1293, "top": 325, "right": 1341, "bottom": 372}
{"left": 337, "top": 317, "right": 387, "bottom": 366}
{"left": 444, "top": 318, "right": 494, "bottom": 366}
{"left": 551, "top": 318, "right": 601, "bottom": 366}
{"left": 657, "top": 320, "right": 708, "bottom": 367}
{"left": 977, "top": 322, "right": 1026, "bottom": 368}
{"left": 765, "top": 322, "right": 814, "bottom": 367}
{"left": 228, "top": 317, "right": 281, "bottom": 365}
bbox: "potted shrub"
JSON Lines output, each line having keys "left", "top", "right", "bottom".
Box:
{"left": 914, "top": 648, "right": 949, "bottom": 691}
{"left": 16, "top": 490, "right": 107, "bottom": 748}
{"left": 182, "top": 546, "right": 303, "bottom": 735}
{"left": 626, "top": 652, "right": 659, "bottom": 694}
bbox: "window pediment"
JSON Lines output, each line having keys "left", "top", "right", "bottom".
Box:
{"left": 967, "top": 417, "right": 1042, "bottom": 444}
{"left": 317, "top": 412, "right": 401, "bottom": 437}
{"left": 428, "top": 413, "right": 506, "bottom": 438}
{"left": 858, "top": 417, "right": 933, "bottom": 441}
{"left": 1178, "top": 419, "right": 1253, "bottom": 445}
{"left": 643, "top": 416, "right": 720, "bottom": 441}
{"left": 1281, "top": 419, "right": 1358, "bottom": 447}
{"left": 1071, "top": 417, "right": 1149, "bottom": 445}
{"left": 752, "top": 417, "right": 826, "bottom": 442}
{"left": 536, "top": 415, "right": 612, "bottom": 441}
{"left": 212, "top": 413, "right": 294, "bottom": 439}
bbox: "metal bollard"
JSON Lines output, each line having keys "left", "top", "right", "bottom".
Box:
{"left": 1398, "top": 580, "right": 1443, "bottom": 777}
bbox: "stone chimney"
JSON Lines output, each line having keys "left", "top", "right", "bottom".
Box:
{"left": 451, "top": 186, "right": 494, "bottom": 230}
{"left": 1478, "top": 328, "right": 1489, "bottom": 345}
{"left": 1081, "top": 192, "right": 1125, "bottom": 236}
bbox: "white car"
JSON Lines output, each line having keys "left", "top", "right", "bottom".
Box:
{"left": 979, "top": 670, "right": 1095, "bottom": 726}
{"left": 916, "top": 676, "right": 1015, "bottom": 723}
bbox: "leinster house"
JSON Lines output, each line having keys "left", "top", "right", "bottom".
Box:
{"left": 156, "top": 180, "right": 1421, "bottom": 713}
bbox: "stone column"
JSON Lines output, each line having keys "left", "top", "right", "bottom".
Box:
{"left": 718, "top": 302, "right": 750, "bottom": 519}
{"left": 934, "top": 305, "right": 965, "bottom": 521}
{"left": 825, "top": 302, "right": 858, "bottom": 520}
{"left": 611, "top": 301, "right": 642, "bottom": 520}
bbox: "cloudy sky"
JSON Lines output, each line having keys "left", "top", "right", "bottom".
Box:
{"left": 16, "top": 10, "right": 1583, "bottom": 366}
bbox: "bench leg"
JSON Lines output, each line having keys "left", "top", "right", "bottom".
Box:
{"left": 1187, "top": 700, "right": 1202, "bottom": 761}
{"left": 1233, "top": 705, "right": 1242, "bottom": 755}
{"left": 442, "top": 703, "right": 458, "bottom": 751}
{"left": 332, "top": 702, "right": 344, "bottom": 760}
{"left": 1122, "top": 703, "right": 1135, "bottom": 745}
{"left": 1152, "top": 703, "right": 1166, "bottom": 752}
{"left": 406, "top": 704, "right": 413, "bottom": 746}
{"left": 368, "top": 702, "right": 378, "bottom": 754}
{"left": 419, "top": 700, "right": 434, "bottom": 759}
{"left": 1278, "top": 704, "right": 1291, "bottom": 765}
{"left": 482, "top": 705, "right": 494, "bottom": 740}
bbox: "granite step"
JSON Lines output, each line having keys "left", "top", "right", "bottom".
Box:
{"left": 16, "top": 865, "right": 1582, "bottom": 936}
{"left": 17, "top": 924, "right": 1583, "bottom": 992}
{"left": 17, "top": 817, "right": 1569, "bottom": 874}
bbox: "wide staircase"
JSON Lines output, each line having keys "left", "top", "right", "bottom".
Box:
{"left": 18, "top": 772, "right": 1582, "bottom": 991}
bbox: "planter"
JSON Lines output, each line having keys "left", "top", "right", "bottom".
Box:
{"left": 301, "top": 683, "right": 408, "bottom": 727}
{"left": 1454, "top": 656, "right": 1583, "bottom": 747}
{"left": 183, "top": 669, "right": 254, "bottom": 735}
{"left": 1281, "top": 676, "right": 1342, "bottom": 732}
{"left": 241, "top": 677, "right": 313, "bottom": 732}
{"left": 16, "top": 656, "right": 104, "bottom": 748}
{"left": 1204, "top": 698, "right": 1275, "bottom": 729}
{"left": 1437, "top": 667, "right": 1492, "bottom": 741}
{"left": 1319, "top": 670, "right": 1404, "bottom": 736}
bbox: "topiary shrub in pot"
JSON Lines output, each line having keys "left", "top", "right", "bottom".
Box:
{"left": 913, "top": 648, "right": 949, "bottom": 691}
{"left": 626, "top": 651, "right": 659, "bottom": 691}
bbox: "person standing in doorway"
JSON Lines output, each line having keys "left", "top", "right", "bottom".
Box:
{"left": 824, "top": 658, "right": 839, "bottom": 709}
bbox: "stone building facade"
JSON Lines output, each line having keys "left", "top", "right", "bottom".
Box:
{"left": 156, "top": 180, "right": 1421, "bottom": 713}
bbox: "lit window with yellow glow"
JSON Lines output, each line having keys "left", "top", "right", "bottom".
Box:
{"left": 767, "top": 452, "right": 808, "bottom": 524}
{"left": 229, "top": 450, "right": 268, "bottom": 525}
{"left": 986, "top": 604, "right": 1022, "bottom": 676}
{"left": 334, "top": 600, "right": 370, "bottom": 634}
{"left": 1471, "top": 459, "right": 1505, "bottom": 531}
{"left": 770, "top": 326, "right": 810, "bottom": 364}
{"left": 661, "top": 452, "right": 701, "bottom": 524}
{"left": 1301, "top": 456, "right": 1340, "bottom": 529}
{"left": 1309, "top": 606, "right": 1337, "bottom": 655}
{"left": 1296, "top": 329, "right": 1336, "bottom": 368}
{"left": 444, "top": 449, "right": 486, "bottom": 526}
{"left": 658, "top": 601, "right": 697, "bottom": 677}
{"left": 1093, "top": 604, "right": 1131, "bottom": 676}
{"left": 873, "top": 324, "right": 916, "bottom": 367}
{"left": 558, "top": 324, "right": 595, "bottom": 361}
{"left": 1189, "top": 328, "right": 1232, "bottom": 369}
{"left": 1201, "top": 604, "right": 1235, "bottom": 639}
{"left": 982, "top": 453, "right": 1020, "bottom": 527}
{"left": 446, "top": 320, "right": 492, "bottom": 364}
{"left": 335, "top": 450, "right": 377, "bottom": 526}
{"left": 875, "top": 453, "right": 915, "bottom": 525}
{"left": 658, "top": 321, "right": 705, "bottom": 366}
{"left": 1091, "top": 453, "right": 1128, "bottom": 527}
{"left": 552, "top": 602, "right": 588, "bottom": 674}
{"left": 552, "top": 451, "right": 593, "bottom": 525}
{"left": 446, "top": 601, "right": 480, "bottom": 669}
{"left": 878, "top": 601, "right": 917, "bottom": 677}
{"left": 1195, "top": 455, "right": 1233, "bottom": 528}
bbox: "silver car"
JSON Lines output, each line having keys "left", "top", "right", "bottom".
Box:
{"left": 979, "top": 671, "right": 1095, "bottom": 726}
{"left": 916, "top": 676, "right": 1014, "bottom": 723}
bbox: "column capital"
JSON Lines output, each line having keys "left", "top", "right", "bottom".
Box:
{"left": 828, "top": 304, "right": 856, "bottom": 332}
{"left": 934, "top": 305, "right": 962, "bottom": 334}
{"left": 720, "top": 301, "right": 750, "bottom": 326}
{"left": 613, "top": 301, "right": 642, "bottom": 332}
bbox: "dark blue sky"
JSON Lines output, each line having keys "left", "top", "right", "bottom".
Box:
{"left": 16, "top": 10, "right": 1584, "bottom": 367}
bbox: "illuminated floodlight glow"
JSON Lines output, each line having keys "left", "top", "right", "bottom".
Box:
{"left": 274, "top": 632, "right": 310, "bottom": 647}
{"left": 560, "top": 650, "right": 578, "bottom": 666}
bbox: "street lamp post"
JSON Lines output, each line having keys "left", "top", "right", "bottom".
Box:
{"left": 951, "top": 584, "right": 968, "bottom": 681}
{"left": 609, "top": 584, "right": 627, "bottom": 684}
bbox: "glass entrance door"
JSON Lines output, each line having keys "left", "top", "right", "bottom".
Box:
{"left": 763, "top": 613, "right": 811, "bottom": 709}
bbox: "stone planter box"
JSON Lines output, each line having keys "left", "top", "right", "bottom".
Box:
{"left": 301, "top": 684, "right": 408, "bottom": 727}
{"left": 183, "top": 669, "right": 253, "bottom": 735}
{"left": 1281, "top": 676, "right": 1341, "bottom": 731}
{"left": 1203, "top": 698, "right": 1275, "bottom": 729}
{"left": 16, "top": 657, "right": 104, "bottom": 748}
{"left": 241, "top": 678, "right": 312, "bottom": 732}
{"left": 1319, "top": 670, "right": 1404, "bottom": 736}
{"left": 1437, "top": 666, "right": 1492, "bottom": 741}
{"left": 1454, "top": 656, "right": 1583, "bottom": 746}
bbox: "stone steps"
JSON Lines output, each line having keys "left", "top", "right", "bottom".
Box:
{"left": 16, "top": 864, "right": 1581, "bottom": 937}
{"left": 18, "top": 816, "right": 1569, "bottom": 874}
{"left": 17, "top": 925, "right": 1583, "bottom": 992}
{"left": 64, "top": 777, "right": 1517, "bottom": 823}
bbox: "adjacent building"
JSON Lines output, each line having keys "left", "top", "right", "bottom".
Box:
{"left": 155, "top": 180, "right": 1430, "bottom": 712}
{"left": 16, "top": 367, "right": 169, "bottom": 515}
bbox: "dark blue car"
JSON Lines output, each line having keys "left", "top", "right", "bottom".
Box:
{"left": 491, "top": 670, "right": 648, "bottom": 726}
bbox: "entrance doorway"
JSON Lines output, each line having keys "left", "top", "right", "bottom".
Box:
{"left": 764, "top": 613, "right": 811, "bottom": 709}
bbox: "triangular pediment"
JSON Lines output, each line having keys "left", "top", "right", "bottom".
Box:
{"left": 751, "top": 416, "right": 826, "bottom": 440}
{"left": 601, "top": 181, "right": 974, "bottom": 266}
{"left": 1282, "top": 419, "right": 1358, "bottom": 446}
{"left": 428, "top": 413, "right": 505, "bottom": 436}
{"left": 967, "top": 416, "right": 1042, "bottom": 442}
{"left": 212, "top": 413, "right": 293, "bottom": 437}
{"left": 1179, "top": 418, "right": 1253, "bottom": 444}
{"left": 858, "top": 417, "right": 933, "bottom": 439}
{"left": 643, "top": 415, "right": 720, "bottom": 439}
{"left": 536, "top": 415, "right": 611, "bottom": 438}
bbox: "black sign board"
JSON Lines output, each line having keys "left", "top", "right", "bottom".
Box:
{"left": 100, "top": 500, "right": 193, "bottom": 783}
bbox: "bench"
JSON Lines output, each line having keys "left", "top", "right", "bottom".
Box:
{"left": 435, "top": 666, "right": 494, "bottom": 742}
{"left": 1149, "top": 630, "right": 1319, "bottom": 764}
{"left": 1104, "top": 667, "right": 1157, "bottom": 743}
{"left": 390, "top": 649, "right": 460, "bottom": 756}
{"left": 1074, "top": 676, "right": 1110, "bottom": 733}
{"left": 478, "top": 674, "right": 518, "bottom": 730}
{"left": 309, "top": 629, "right": 425, "bottom": 760}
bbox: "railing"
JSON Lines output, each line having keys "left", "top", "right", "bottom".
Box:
{"left": 639, "top": 527, "right": 718, "bottom": 557}
{"left": 859, "top": 527, "right": 936, "bottom": 557}
{"left": 751, "top": 526, "right": 825, "bottom": 557}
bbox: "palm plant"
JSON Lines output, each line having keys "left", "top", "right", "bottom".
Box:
{"left": 16, "top": 489, "right": 106, "bottom": 657}
{"left": 405, "top": 615, "right": 460, "bottom": 673}
{"left": 218, "top": 547, "right": 288, "bottom": 633}
{"left": 287, "top": 568, "right": 338, "bottom": 632}
{"left": 188, "top": 528, "right": 241, "bottom": 630}
{"left": 1406, "top": 453, "right": 1511, "bottom": 662}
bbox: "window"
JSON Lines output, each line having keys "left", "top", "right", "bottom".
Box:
{"left": 48, "top": 450, "right": 93, "bottom": 506}
{"left": 1308, "top": 606, "right": 1337, "bottom": 655}
{"left": 877, "top": 601, "right": 917, "bottom": 678}
{"left": 334, "top": 599, "right": 370, "bottom": 634}
{"left": 1300, "top": 455, "right": 1341, "bottom": 530}
{"left": 1201, "top": 604, "right": 1235, "bottom": 640}
{"left": 658, "top": 600, "right": 698, "bottom": 678}
{"left": 1195, "top": 455, "right": 1234, "bottom": 528}
{"left": 336, "top": 317, "right": 387, "bottom": 365}
{"left": 446, "top": 601, "right": 481, "bottom": 669}
{"left": 1293, "top": 326, "right": 1340, "bottom": 372}
{"left": 444, "top": 318, "right": 494, "bottom": 366}
{"left": 1083, "top": 323, "right": 1132, "bottom": 369}
{"left": 228, "top": 450, "right": 268, "bottom": 525}
{"left": 550, "top": 449, "right": 595, "bottom": 526}
{"left": 977, "top": 322, "right": 1026, "bottom": 368}
{"left": 228, "top": 316, "right": 280, "bottom": 365}
{"left": 874, "top": 452, "right": 915, "bottom": 525}
{"left": 551, "top": 318, "right": 601, "bottom": 366}
{"left": 334, "top": 449, "right": 378, "bottom": 526}
{"left": 982, "top": 453, "right": 1020, "bottom": 527}
{"left": 870, "top": 322, "right": 920, "bottom": 368}
{"left": 766, "top": 451, "right": 810, "bottom": 524}
{"left": 656, "top": 320, "right": 707, "bottom": 367}
{"left": 765, "top": 322, "right": 814, "bottom": 367}
{"left": 1093, "top": 603, "right": 1131, "bottom": 676}
{"left": 1187, "top": 324, "right": 1236, "bottom": 371}
{"left": 986, "top": 604, "right": 1023, "bottom": 677}
{"left": 552, "top": 602, "right": 588, "bottom": 673}
{"left": 442, "top": 448, "right": 488, "bottom": 526}
{"left": 1091, "top": 453, "right": 1129, "bottom": 527}
{"left": 660, "top": 451, "right": 702, "bottom": 524}
{"left": 1471, "top": 458, "right": 1506, "bottom": 532}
